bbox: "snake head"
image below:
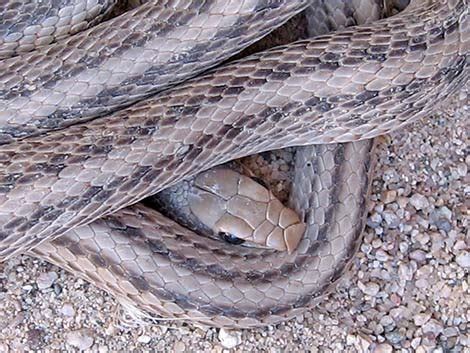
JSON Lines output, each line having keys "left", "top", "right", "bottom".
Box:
{"left": 188, "top": 168, "right": 306, "bottom": 253}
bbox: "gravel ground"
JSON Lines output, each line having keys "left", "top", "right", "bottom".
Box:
{"left": 0, "top": 82, "right": 468, "bottom": 351}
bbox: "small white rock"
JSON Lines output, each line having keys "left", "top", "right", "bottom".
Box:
{"left": 358, "top": 281, "right": 380, "bottom": 296}
{"left": 422, "top": 319, "right": 444, "bottom": 336}
{"left": 416, "top": 346, "right": 427, "bottom": 353}
{"left": 66, "top": 330, "right": 94, "bottom": 351}
{"left": 22, "top": 284, "right": 33, "bottom": 291}
{"left": 413, "top": 312, "right": 431, "bottom": 326}
{"left": 98, "top": 345, "right": 109, "bottom": 353}
{"left": 354, "top": 334, "right": 372, "bottom": 351}
{"left": 415, "top": 278, "right": 429, "bottom": 289}
{"left": 36, "top": 271, "right": 58, "bottom": 290}
{"left": 443, "top": 327, "right": 459, "bottom": 337}
{"left": 455, "top": 251, "right": 470, "bottom": 268}
{"left": 379, "top": 315, "right": 394, "bottom": 327}
{"left": 457, "top": 163, "right": 467, "bottom": 177}
{"left": 137, "top": 335, "right": 152, "bottom": 344}
{"left": 373, "top": 343, "right": 393, "bottom": 353}
{"left": 375, "top": 249, "right": 390, "bottom": 262}
{"left": 414, "top": 232, "right": 430, "bottom": 245}
{"left": 398, "top": 263, "right": 414, "bottom": 282}
{"left": 346, "top": 334, "right": 356, "bottom": 345}
{"left": 173, "top": 341, "right": 185, "bottom": 352}
{"left": 410, "top": 250, "right": 427, "bottom": 262}
{"left": 438, "top": 206, "right": 452, "bottom": 220}
{"left": 218, "top": 328, "right": 241, "bottom": 349}
{"left": 409, "top": 194, "right": 429, "bottom": 210}
{"left": 411, "top": 337, "right": 421, "bottom": 349}
{"left": 61, "top": 303, "right": 75, "bottom": 317}
{"left": 382, "top": 211, "right": 400, "bottom": 228}
{"left": 368, "top": 212, "right": 383, "bottom": 228}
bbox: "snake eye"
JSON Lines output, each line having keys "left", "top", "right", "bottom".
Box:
{"left": 219, "top": 232, "right": 245, "bottom": 245}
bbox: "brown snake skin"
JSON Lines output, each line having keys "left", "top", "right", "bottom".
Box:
{"left": 0, "top": 0, "right": 468, "bottom": 327}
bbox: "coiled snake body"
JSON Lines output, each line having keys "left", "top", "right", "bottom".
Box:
{"left": 0, "top": 0, "right": 468, "bottom": 327}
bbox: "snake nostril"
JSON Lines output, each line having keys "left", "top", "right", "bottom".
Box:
{"left": 219, "top": 232, "right": 245, "bottom": 245}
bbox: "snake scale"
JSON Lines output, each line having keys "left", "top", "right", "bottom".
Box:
{"left": 0, "top": 0, "right": 468, "bottom": 328}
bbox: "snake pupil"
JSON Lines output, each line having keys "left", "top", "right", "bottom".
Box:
{"left": 219, "top": 232, "right": 245, "bottom": 245}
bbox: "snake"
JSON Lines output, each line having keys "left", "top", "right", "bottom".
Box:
{"left": 0, "top": 0, "right": 468, "bottom": 328}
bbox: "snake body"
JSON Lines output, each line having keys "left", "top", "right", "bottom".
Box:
{"left": 0, "top": 0, "right": 310, "bottom": 143}
{"left": 0, "top": 0, "right": 468, "bottom": 327}
{"left": 0, "top": 0, "right": 119, "bottom": 58}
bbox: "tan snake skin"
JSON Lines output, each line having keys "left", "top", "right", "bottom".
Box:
{"left": 0, "top": 0, "right": 310, "bottom": 143}
{"left": 0, "top": 0, "right": 468, "bottom": 327}
{"left": 0, "top": 0, "right": 118, "bottom": 58}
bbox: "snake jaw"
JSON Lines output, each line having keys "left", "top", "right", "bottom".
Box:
{"left": 283, "top": 223, "right": 306, "bottom": 254}
{"left": 265, "top": 198, "right": 306, "bottom": 253}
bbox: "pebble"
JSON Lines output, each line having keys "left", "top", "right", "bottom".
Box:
{"left": 137, "top": 335, "right": 152, "bottom": 344}
{"left": 36, "top": 271, "right": 58, "bottom": 290}
{"left": 443, "top": 327, "right": 458, "bottom": 337}
{"left": 173, "top": 341, "right": 186, "bottom": 352}
{"left": 218, "top": 329, "right": 241, "bottom": 349}
{"left": 398, "top": 263, "right": 414, "bottom": 282}
{"left": 410, "top": 250, "right": 427, "bottom": 263}
{"left": 375, "top": 249, "right": 390, "bottom": 262}
{"left": 411, "top": 337, "right": 421, "bottom": 349}
{"left": 382, "top": 190, "right": 397, "bottom": 204}
{"left": 399, "top": 241, "right": 409, "bottom": 253}
{"left": 61, "top": 303, "right": 75, "bottom": 317}
{"left": 346, "top": 334, "right": 356, "bottom": 345}
{"left": 384, "top": 331, "right": 402, "bottom": 345}
{"left": 22, "top": 284, "right": 33, "bottom": 291}
{"left": 422, "top": 319, "right": 444, "bottom": 336}
{"left": 358, "top": 281, "right": 380, "bottom": 296}
{"left": 98, "top": 345, "right": 109, "bottom": 353}
{"left": 66, "top": 330, "right": 94, "bottom": 351}
{"left": 455, "top": 251, "right": 470, "bottom": 268}
{"left": 415, "top": 345, "right": 427, "bottom": 353}
{"left": 367, "top": 213, "right": 383, "bottom": 228}
{"left": 456, "top": 163, "right": 467, "bottom": 177}
{"left": 409, "top": 194, "right": 429, "bottom": 210}
{"left": 27, "top": 328, "right": 45, "bottom": 349}
{"left": 415, "top": 278, "right": 429, "bottom": 289}
{"left": 372, "top": 343, "right": 393, "bottom": 353}
{"left": 413, "top": 312, "right": 431, "bottom": 326}
{"left": 382, "top": 211, "right": 400, "bottom": 228}
{"left": 454, "top": 240, "right": 467, "bottom": 251}
{"left": 379, "top": 316, "right": 394, "bottom": 327}
{"left": 430, "top": 207, "right": 453, "bottom": 232}
{"left": 354, "top": 335, "right": 372, "bottom": 351}
{"left": 414, "top": 232, "right": 430, "bottom": 246}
